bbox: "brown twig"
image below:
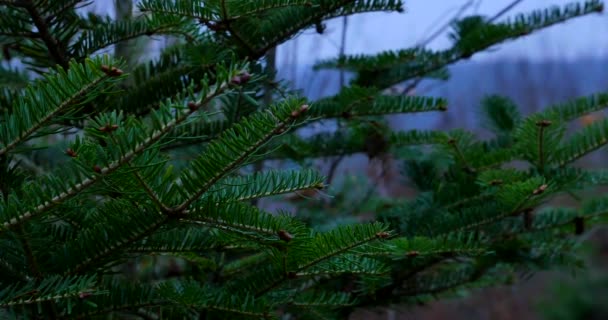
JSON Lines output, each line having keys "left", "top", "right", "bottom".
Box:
{"left": 16, "top": 0, "right": 69, "bottom": 68}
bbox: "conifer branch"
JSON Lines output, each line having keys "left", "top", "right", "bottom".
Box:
{"left": 220, "top": 0, "right": 255, "bottom": 55}
{"left": 45, "top": 0, "right": 85, "bottom": 25}
{"left": 454, "top": 192, "right": 536, "bottom": 233}
{"left": 401, "top": 266, "right": 487, "bottom": 297}
{"left": 15, "top": 0, "right": 69, "bottom": 68}
{"left": 186, "top": 217, "right": 276, "bottom": 236}
{"left": 113, "top": 128, "right": 170, "bottom": 213}
{"left": 251, "top": 0, "right": 356, "bottom": 58}
{"left": 447, "top": 138, "right": 471, "bottom": 170}
{"left": 202, "top": 169, "right": 325, "bottom": 203}
{"left": 1, "top": 79, "right": 231, "bottom": 230}
{"left": 255, "top": 224, "right": 383, "bottom": 298}
{"left": 169, "top": 103, "right": 311, "bottom": 213}
{"left": 537, "top": 120, "right": 548, "bottom": 172}
{"left": 68, "top": 215, "right": 170, "bottom": 275}
{"left": 0, "top": 67, "right": 112, "bottom": 157}
{"left": 70, "top": 302, "right": 170, "bottom": 320}
{"left": 15, "top": 227, "right": 41, "bottom": 279}
{"left": 132, "top": 169, "right": 171, "bottom": 213}
{"left": 0, "top": 31, "right": 39, "bottom": 38}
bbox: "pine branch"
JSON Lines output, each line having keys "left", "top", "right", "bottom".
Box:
{"left": 0, "top": 275, "right": 101, "bottom": 309}
{"left": 541, "top": 91, "right": 608, "bottom": 122}
{"left": 219, "top": 0, "right": 255, "bottom": 55}
{"left": 311, "top": 86, "right": 447, "bottom": 119}
{"left": 69, "top": 14, "right": 196, "bottom": 60}
{"left": 183, "top": 201, "right": 306, "bottom": 242}
{"left": 64, "top": 280, "right": 167, "bottom": 319}
{"left": 0, "top": 57, "right": 122, "bottom": 157}
{"left": 202, "top": 169, "right": 325, "bottom": 203}
{"left": 168, "top": 99, "right": 312, "bottom": 213}
{"left": 158, "top": 281, "right": 274, "bottom": 319}
{"left": 14, "top": 0, "right": 69, "bottom": 68}
{"left": 255, "top": 223, "right": 388, "bottom": 297}
{"left": 137, "top": 0, "right": 217, "bottom": 21}
{"left": 557, "top": 118, "right": 608, "bottom": 167}
{"left": 0, "top": 67, "right": 238, "bottom": 230}
{"left": 246, "top": 0, "right": 358, "bottom": 58}
{"left": 288, "top": 291, "right": 354, "bottom": 309}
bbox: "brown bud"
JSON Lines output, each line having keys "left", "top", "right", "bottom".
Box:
{"left": 406, "top": 251, "right": 419, "bottom": 258}
{"left": 278, "top": 230, "right": 293, "bottom": 242}
{"left": 287, "top": 271, "right": 298, "bottom": 279}
{"left": 489, "top": 179, "right": 503, "bottom": 186}
{"left": 99, "top": 124, "right": 118, "bottom": 133}
{"left": 79, "top": 292, "right": 92, "bottom": 299}
{"left": 65, "top": 148, "right": 77, "bottom": 158}
{"left": 101, "top": 65, "right": 123, "bottom": 77}
{"left": 290, "top": 105, "right": 310, "bottom": 118}
{"left": 376, "top": 231, "right": 390, "bottom": 239}
{"left": 230, "top": 75, "right": 242, "bottom": 85}
{"left": 206, "top": 21, "right": 226, "bottom": 32}
{"left": 535, "top": 119, "right": 552, "bottom": 127}
{"left": 532, "top": 184, "right": 548, "bottom": 195}
{"left": 187, "top": 101, "right": 198, "bottom": 112}
{"left": 93, "top": 165, "right": 102, "bottom": 173}
{"left": 238, "top": 72, "right": 251, "bottom": 84}
{"left": 109, "top": 67, "right": 123, "bottom": 77}
{"left": 447, "top": 138, "right": 456, "bottom": 145}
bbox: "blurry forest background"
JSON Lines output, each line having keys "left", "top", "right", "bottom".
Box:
{"left": 8, "top": 0, "right": 608, "bottom": 319}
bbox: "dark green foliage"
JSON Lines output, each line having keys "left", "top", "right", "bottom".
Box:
{"left": 0, "top": 0, "right": 607, "bottom": 319}
{"left": 479, "top": 95, "right": 522, "bottom": 136}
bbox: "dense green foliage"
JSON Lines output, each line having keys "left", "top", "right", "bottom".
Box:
{"left": 1, "top": 0, "right": 608, "bottom": 319}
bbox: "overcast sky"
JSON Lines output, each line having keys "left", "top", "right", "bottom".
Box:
{"left": 277, "top": 0, "right": 608, "bottom": 66}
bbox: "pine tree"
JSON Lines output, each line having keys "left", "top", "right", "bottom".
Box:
{"left": 0, "top": 0, "right": 607, "bottom": 319}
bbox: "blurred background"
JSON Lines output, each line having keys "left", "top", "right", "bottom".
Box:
{"left": 285, "top": 1, "right": 608, "bottom": 319}
{"left": 42, "top": 1, "right": 608, "bottom": 319}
